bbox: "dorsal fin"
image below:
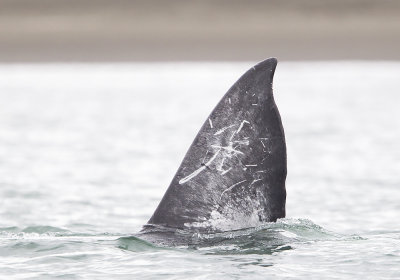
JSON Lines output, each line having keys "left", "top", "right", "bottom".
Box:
{"left": 147, "top": 58, "right": 286, "bottom": 232}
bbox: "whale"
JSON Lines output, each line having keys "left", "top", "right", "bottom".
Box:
{"left": 138, "top": 58, "right": 287, "bottom": 245}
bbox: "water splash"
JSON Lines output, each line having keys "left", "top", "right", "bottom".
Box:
{"left": 123, "top": 218, "right": 359, "bottom": 255}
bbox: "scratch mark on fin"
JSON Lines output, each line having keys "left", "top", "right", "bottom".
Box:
{"left": 228, "top": 98, "right": 231, "bottom": 104}
{"left": 218, "top": 158, "right": 231, "bottom": 175}
{"left": 250, "top": 179, "right": 262, "bottom": 186}
{"left": 245, "top": 164, "right": 258, "bottom": 167}
{"left": 179, "top": 166, "right": 206, "bottom": 185}
{"left": 261, "top": 157, "right": 268, "bottom": 163}
{"left": 219, "top": 179, "right": 247, "bottom": 201}
{"left": 201, "top": 150, "right": 209, "bottom": 164}
{"left": 209, "top": 118, "right": 213, "bottom": 128}
{"left": 218, "top": 158, "right": 225, "bottom": 171}
{"left": 211, "top": 145, "right": 244, "bottom": 155}
{"left": 179, "top": 149, "right": 221, "bottom": 184}
{"left": 234, "top": 140, "right": 250, "bottom": 145}
{"left": 204, "top": 149, "right": 221, "bottom": 167}
{"left": 221, "top": 167, "right": 232, "bottom": 175}
{"left": 214, "top": 124, "right": 235, "bottom": 136}
{"left": 236, "top": 120, "right": 250, "bottom": 134}
{"left": 229, "top": 131, "right": 236, "bottom": 141}
{"left": 260, "top": 139, "right": 266, "bottom": 148}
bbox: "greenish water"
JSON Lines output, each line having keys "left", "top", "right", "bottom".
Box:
{"left": 0, "top": 219, "right": 370, "bottom": 279}
{"left": 0, "top": 62, "right": 399, "bottom": 279}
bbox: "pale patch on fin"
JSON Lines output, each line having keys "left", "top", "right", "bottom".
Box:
{"left": 179, "top": 149, "right": 221, "bottom": 184}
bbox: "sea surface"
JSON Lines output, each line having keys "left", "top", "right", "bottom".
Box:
{"left": 0, "top": 61, "right": 399, "bottom": 279}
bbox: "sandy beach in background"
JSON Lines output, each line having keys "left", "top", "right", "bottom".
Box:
{"left": 1, "top": 0, "right": 400, "bottom": 62}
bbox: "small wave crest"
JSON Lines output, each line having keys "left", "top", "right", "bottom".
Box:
{"left": 0, "top": 225, "right": 122, "bottom": 259}
{"left": 0, "top": 226, "right": 70, "bottom": 239}
{"left": 0, "top": 225, "right": 119, "bottom": 240}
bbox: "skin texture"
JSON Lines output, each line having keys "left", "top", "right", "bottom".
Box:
{"left": 145, "top": 58, "right": 286, "bottom": 234}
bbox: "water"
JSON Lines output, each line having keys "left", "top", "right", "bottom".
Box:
{"left": 0, "top": 62, "right": 399, "bottom": 279}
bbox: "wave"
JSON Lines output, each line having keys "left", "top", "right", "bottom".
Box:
{"left": 0, "top": 225, "right": 119, "bottom": 240}
{"left": 119, "top": 218, "right": 362, "bottom": 254}
{"left": 0, "top": 225, "right": 121, "bottom": 258}
{"left": 1, "top": 219, "right": 362, "bottom": 256}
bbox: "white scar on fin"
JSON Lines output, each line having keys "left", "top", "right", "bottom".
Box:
{"left": 229, "top": 120, "right": 250, "bottom": 141}
{"left": 229, "top": 131, "right": 236, "bottom": 141}
{"left": 201, "top": 150, "right": 209, "bottom": 164}
{"left": 217, "top": 158, "right": 225, "bottom": 171}
{"left": 179, "top": 149, "right": 221, "bottom": 184}
{"left": 221, "top": 168, "right": 232, "bottom": 175}
{"left": 208, "top": 118, "right": 213, "bottom": 128}
{"left": 211, "top": 145, "right": 244, "bottom": 155}
{"left": 233, "top": 140, "right": 250, "bottom": 145}
{"left": 250, "top": 178, "right": 262, "bottom": 185}
{"left": 245, "top": 164, "right": 258, "bottom": 167}
{"left": 217, "top": 158, "right": 232, "bottom": 175}
{"left": 236, "top": 120, "right": 250, "bottom": 134}
{"left": 214, "top": 124, "right": 235, "bottom": 136}
{"left": 219, "top": 179, "right": 247, "bottom": 201}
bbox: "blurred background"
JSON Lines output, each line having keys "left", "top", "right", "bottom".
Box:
{"left": 1, "top": 0, "right": 400, "bottom": 62}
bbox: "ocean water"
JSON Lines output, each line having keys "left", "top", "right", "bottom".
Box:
{"left": 0, "top": 61, "right": 399, "bottom": 279}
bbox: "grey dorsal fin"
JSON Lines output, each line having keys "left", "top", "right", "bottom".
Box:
{"left": 147, "top": 58, "right": 286, "bottom": 232}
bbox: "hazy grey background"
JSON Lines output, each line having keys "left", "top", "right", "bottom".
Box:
{"left": 1, "top": 0, "right": 400, "bottom": 62}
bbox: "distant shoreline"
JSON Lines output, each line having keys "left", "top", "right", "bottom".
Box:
{"left": 1, "top": 0, "right": 400, "bottom": 62}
